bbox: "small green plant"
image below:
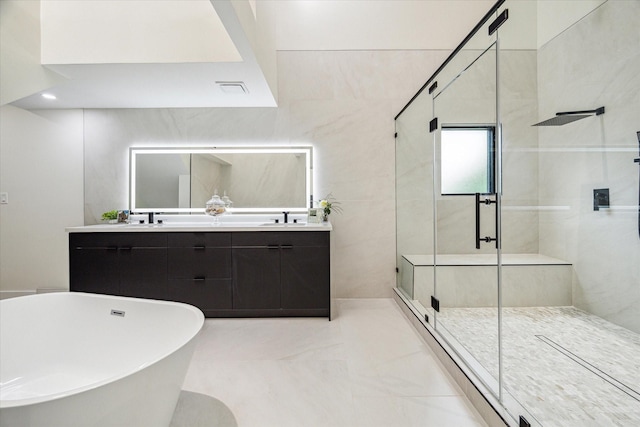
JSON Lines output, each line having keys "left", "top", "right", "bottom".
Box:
{"left": 101, "top": 210, "right": 119, "bottom": 221}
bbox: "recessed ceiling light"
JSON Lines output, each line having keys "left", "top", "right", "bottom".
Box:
{"left": 216, "top": 81, "right": 248, "bottom": 95}
{"left": 41, "top": 93, "right": 57, "bottom": 100}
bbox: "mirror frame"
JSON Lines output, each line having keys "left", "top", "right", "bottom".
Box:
{"left": 129, "top": 146, "right": 313, "bottom": 214}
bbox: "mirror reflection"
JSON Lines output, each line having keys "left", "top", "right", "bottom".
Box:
{"left": 130, "top": 147, "right": 312, "bottom": 213}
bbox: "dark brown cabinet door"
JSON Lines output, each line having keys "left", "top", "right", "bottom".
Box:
{"left": 167, "top": 278, "right": 232, "bottom": 310}
{"left": 281, "top": 245, "right": 330, "bottom": 310}
{"left": 69, "top": 247, "right": 120, "bottom": 295}
{"left": 69, "top": 233, "right": 168, "bottom": 299}
{"left": 119, "top": 247, "right": 167, "bottom": 300}
{"left": 232, "top": 247, "right": 281, "bottom": 309}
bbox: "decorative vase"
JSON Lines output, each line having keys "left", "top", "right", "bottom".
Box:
{"left": 322, "top": 212, "right": 329, "bottom": 222}
{"left": 205, "top": 193, "right": 226, "bottom": 224}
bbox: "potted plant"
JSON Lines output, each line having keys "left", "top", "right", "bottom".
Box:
{"left": 318, "top": 193, "right": 342, "bottom": 222}
{"left": 101, "top": 210, "right": 119, "bottom": 223}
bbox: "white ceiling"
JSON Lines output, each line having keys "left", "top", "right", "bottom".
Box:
{"left": 12, "top": 62, "right": 278, "bottom": 109}
{"left": 11, "top": 0, "right": 277, "bottom": 110}
{"left": 8, "top": 0, "right": 603, "bottom": 110}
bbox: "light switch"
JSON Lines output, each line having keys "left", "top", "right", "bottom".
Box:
{"left": 0, "top": 192, "right": 8, "bottom": 204}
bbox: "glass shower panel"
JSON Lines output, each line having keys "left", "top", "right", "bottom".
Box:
{"left": 432, "top": 40, "right": 500, "bottom": 395}
{"left": 499, "top": 1, "right": 640, "bottom": 425}
{"left": 395, "top": 89, "right": 435, "bottom": 327}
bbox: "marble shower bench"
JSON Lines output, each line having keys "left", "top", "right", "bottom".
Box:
{"left": 400, "top": 253, "right": 572, "bottom": 308}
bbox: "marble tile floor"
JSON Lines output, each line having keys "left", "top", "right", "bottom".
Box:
{"left": 435, "top": 306, "right": 640, "bottom": 427}
{"left": 176, "top": 299, "right": 488, "bottom": 427}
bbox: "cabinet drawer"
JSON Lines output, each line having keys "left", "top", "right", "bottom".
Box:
{"left": 231, "top": 231, "right": 329, "bottom": 248}
{"left": 168, "top": 232, "right": 231, "bottom": 248}
{"left": 168, "top": 247, "right": 231, "bottom": 279}
{"left": 232, "top": 232, "right": 283, "bottom": 247}
{"left": 168, "top": 278, "right": 232, "bottom": 310}
{"left": 70, "top": 232, "right": 167, "bottom": 248}
{"left": 280, "top": 232, "right": 329, "bottom": 247}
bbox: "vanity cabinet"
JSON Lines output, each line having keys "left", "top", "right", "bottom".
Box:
{"left": 69, "top": 232, "right": 168, "bottom": 300}
{"left": 69, "top": 229, "right": 330, "bottom": 318}
{"left": 167, "top": 233, "right": 233, "bottom": 314}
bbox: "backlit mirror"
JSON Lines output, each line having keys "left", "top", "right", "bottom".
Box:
{"left": 130, "top": 146, "right": 312, "bottom": 213}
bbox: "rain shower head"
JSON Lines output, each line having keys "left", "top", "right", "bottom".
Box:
{"left": 533, "top": 106, "right": 605, "bottom": 127}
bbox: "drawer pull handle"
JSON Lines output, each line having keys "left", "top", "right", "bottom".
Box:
{"left": 193, "top": 246, "right": 206, "bottom": 250}
{"left": 193, "top": 276, "right": 206, "bottom": 282}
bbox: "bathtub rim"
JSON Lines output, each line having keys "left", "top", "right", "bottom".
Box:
{"left": 0, "top": 292, "right": 204, "bottom": 409}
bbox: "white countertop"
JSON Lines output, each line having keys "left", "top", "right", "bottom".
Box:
{"left": 66, "top": 214, "right": 332, "bottom": 233}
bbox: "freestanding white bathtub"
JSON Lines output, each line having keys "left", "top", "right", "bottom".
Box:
{"left": 0, "top": 292, "right": 204, "bottom": 427}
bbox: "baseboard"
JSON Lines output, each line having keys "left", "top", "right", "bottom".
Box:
{"left": 0, "top": 288, "right": 67, "bottom": 300}
{"left": 392, "top": 288, "right": 512, "bottom": 427}
{"left": 0, "top": 290, "right": 36, "bottom": 300}
{"left": 36, "top": 288, "right": 68, "bottom": 294}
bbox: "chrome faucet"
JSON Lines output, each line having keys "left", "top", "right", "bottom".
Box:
{"left": 282, "top": 211, "right": 289, "bottom": 224}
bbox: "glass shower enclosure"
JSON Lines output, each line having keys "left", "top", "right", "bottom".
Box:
{"left": 395, "top": 1, "right": 640, "bottom": 426}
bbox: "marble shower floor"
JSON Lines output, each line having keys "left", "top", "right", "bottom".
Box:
{"left": 178, "top": 299, "right": 488, "bottom": 427}
{"left": 436, "top": 306, "right": 640, "bottom": 427}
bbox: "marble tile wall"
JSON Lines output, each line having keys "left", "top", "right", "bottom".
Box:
{"left": 536, "top": 0, "right": 640, "bottom": 333}
{"left": 396, "top": 47, "right": 540, "bottom": 259}
{"left": 410, "top": 264, "right": 571, "bottom": 309}
{"left": 83, "top": 50, "right": 450, "bottom": 298}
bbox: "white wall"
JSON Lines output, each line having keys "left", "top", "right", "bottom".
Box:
{"left": 536, "top": 0, "right": 606, "bottom": 48}
{"left": 40, "top": 0, "right": 240, "bottom": 64}
{"left": 537, "top": 0, "right": 640, "bottom": 333}
{"left": 233, "top": 0, "right": 279, "bottom": 104}
{"left": 83, "top": 50, "right": 449, "bottom": 298}
{"left": 273, "top": 0, "right": 495, "bottom": 51}
{"left": 0, "top": 0, "right": 66, "bottom": 105}
{"left": 0, "top": 106, "right": 84, "bottom": 296}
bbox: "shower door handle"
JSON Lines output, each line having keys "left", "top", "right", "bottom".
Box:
{"left": 475, "top": 193, "right": 497, "bottom": 249}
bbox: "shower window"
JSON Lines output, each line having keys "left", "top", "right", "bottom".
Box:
{"left": 441, "top": 126, "right": 495, "bottom": 195}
